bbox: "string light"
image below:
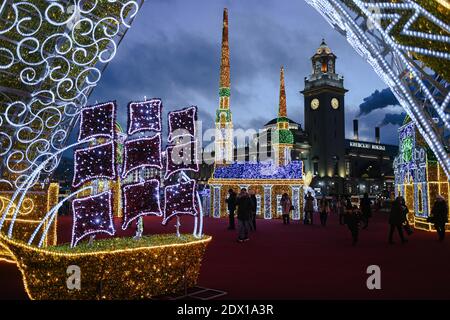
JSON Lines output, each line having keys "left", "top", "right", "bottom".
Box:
{"left": 122, "top": 179, "right": 163, "bottom": 230}
{"left": 0, "top": 233, "right": 211, "bottom": 299}
{"left": 71, "top": 191, "right": 115, "bottom": 247}
{"left": 72, "top": 141, "right": 117, "bottom": 188}
{"left": 128, "top": 98, "right": 162, "bottom": 135}
{"left": 78, "top": 101, "right": 116, "bottom": 141}
{"left": 164, "top": 140, "right": 199, "bottom": 180}
{"left": 167, "top": 106, "right": 197, "bottom": 142}
{"left": 163, "top": 179, "right": 198, "bottom": 225}
{"left": 121, "top": 134, "right": 163, "bottom": 178}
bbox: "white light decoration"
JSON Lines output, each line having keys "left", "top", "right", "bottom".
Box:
{"left": 263, "top": 185, "right": 272, "bottom": 219}
{"left": 71, "top": 190, "right": 115, "bottom": 247}
{"left": 304, "top": 0, "right": 450, "bottom": 178}
{"left": 0, "top": 0, "right": 142, "bottom": 189}
{"left": 212, "top": 185, "right": 221, "bottom": 218}
{"left": 291, "top": 186, "right": 301, "bottom": 220}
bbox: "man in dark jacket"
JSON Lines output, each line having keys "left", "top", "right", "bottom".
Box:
{"left": 388, "top": 197, "right": 407, "bottom": 244}
{"left": 360, "top": 193, "right": 372, "bottom": 229}
{"left": 225, "top": 189, "right": 237, "bottom": 230}
{"left": 236, "top": 188, "right": 252, "bottom": 242}
{"left": 431, "top": 195, "right": 448, "bottom": 242}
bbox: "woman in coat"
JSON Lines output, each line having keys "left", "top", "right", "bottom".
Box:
{"left": 304, "top": 191, "right": 315, "bottom": 225}
{"left": 281, "top": 193, "right": 291, "bottom": 225}
{"left": 319, "top": 197, "right": 330, "bottom": 226}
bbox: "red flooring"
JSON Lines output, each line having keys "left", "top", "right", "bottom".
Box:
{"left": 1, "top": 211, "right": 449, "bottom": 299}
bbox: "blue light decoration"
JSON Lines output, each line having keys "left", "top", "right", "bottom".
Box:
{"left": 71, "top": 191, "right": 115, "bottom": 247}
{"left": 213, "top": 161, "right": 303, "bottom": 180}
{"left": 212, "top": 186, "right": 221, "bottom": 218}
{"left": 121, "top": 179, "right": 163, "bottom": 230}
{"left": 127, "top": 99, "right": 162, "bottom": 135}
{"left": 291, "top": 186, "right": 301, "bottom": 220}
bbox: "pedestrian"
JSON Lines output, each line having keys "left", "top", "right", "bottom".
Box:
{"left": 429, "top": 195, "right": 448, "bottom": 242}
{"left": 388, "top": 196, "right": 408, "bottom": 244}
{"left": 281, "top": 193, "right": 291, "bottom": 225}
{"left": 225, "top": 189, "right": 237, "bottom": 230}
{"left": 319, "top": 197, "right": 330, "bottom": 226}
{"left": 360, "top": 192, "right": 372, "bottom": 230}
{"left": 344, "top": 198, "right": 360, "bottom": 245}
{"left": 400, "top": 196, "right": 413, "bottom": 236}
{"left": 249, "top": 189, "right": 257, "bottom": 231}
{"left": 236, "top": 188, "right": 252, "bottom": 242}
{"left": 304, "top": 191, "right": 314, "bottom": 225}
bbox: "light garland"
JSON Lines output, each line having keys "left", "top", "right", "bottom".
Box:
{"left": 0, "top": 1, "right": 142, "bottom": 188}
{"left": 128, "top": 98, "right": 162, "bottom": 135}
{"left": 72, "top": 141, "right": 117, "bottom": 188}
{"left": 121, "top": 179, "right": 163, "bottom": 230}
{"left": 121, "top": 134, "right": 163, "bottom": 178}
{"left": 167, "top": 106, "right": 197, "bottom": 142}
{"left": 164, "top": 140, "right": 199, "bottom": 180}
{"left": 71, "top": 190, "right": 115, "bottom": 247}
{"left": 394, "top": 119, "right": 449, "bottom": 232}
{"left": 78, "top": 101, "right": 116, "bottom": 141}
{"left": 213, "top": 161, "right": 303, "bottom": 180}
{"left": 163, "top": 179, "right": 198, "bottom": 225}
{"left": 0, "top": 233, "right": 211, "bottom": 299}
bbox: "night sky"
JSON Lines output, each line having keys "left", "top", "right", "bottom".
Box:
{"left": 88, "top": 0, "right": 405, "bottom": 145}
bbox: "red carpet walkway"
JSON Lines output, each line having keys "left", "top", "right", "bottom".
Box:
{"left": 1, "top": 211, "right": 449, "bottom": 299}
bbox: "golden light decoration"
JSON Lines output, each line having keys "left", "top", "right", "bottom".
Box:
{"left": 0, "top": 233, "right": 211, "bottom": 300}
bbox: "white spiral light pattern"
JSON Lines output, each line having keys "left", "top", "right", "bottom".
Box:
{"left": 305, "top": 0, "right": 450, "bottom": 178}
{"left": 0, "top": 0, "right": 142, "bottom": 189}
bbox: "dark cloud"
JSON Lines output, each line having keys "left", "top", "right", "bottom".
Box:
{"left": 380, "top": 112, "right": 406, "bottom": 127}
{"left": 358, "top": 88, "right": 399, "bottom": 116}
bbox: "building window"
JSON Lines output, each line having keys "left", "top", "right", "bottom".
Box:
{"left": 345, "top": 161, "right": 350, "bottom": 176}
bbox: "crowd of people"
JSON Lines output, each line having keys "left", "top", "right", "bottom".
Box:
{"left": 225, "top": 188, "right": 449, "bottom": 245}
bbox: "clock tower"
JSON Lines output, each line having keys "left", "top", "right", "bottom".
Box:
{"left": 301, "top": 39, "right": 348, "bottom": 194}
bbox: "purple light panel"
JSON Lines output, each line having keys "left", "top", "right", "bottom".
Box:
{"left": 121, "top": 179, "right": 162, "bottom": 230}
{"left": 167, "top": 106, "right": 197, "bottom": 142}
{"left": 71, "top": 191, "right": 115, "bottom": 247}
{"left": 128, "top": 98, "right": 162, "bottom": 135}
{"left": 164, "top": 140, "right": 199, "bottom": 179}
{"left": 78, "top": 101, "right": 116, "bottom": 141}
{"left": 72, "top": 141, "right": 116, "bottom": 188}
{"left": 163, "top": 179, "right": 198, "bottom": 224}
{"left": 122, "top": 134, "right": 162, "bottom": 178}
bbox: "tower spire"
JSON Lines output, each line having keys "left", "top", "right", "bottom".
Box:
{"left": 279, "top": 66, "right": 287, "bottom": 117}
{"left": 220, "top": 8, "right": 230, "bottom": 88}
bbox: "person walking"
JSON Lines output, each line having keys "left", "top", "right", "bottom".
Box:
{"left": 304, "top": 191, "right": 314, "bottom": 225}
{"left": 400, "top": 196, "right": 413, "bottom": 236}
{"left": 319, "top": 197, "right": 330, "bottom": 226}
{"left": 236, "top": 188, "right": 252, "bottom": 242}
{"left": 249, "top": 189, "right": 257, "bottom": 231}
{"left": 344, "top": 198, "right": 360, "bottom": 245}
{"left": 360, "top": 193, "right": 372, "bottom": 230}
{"left": 430, "top": 195, "right": 448, "bottom": 242}
{"left": 388, "top": 196, "right": 407, "bottom": 244}
{"left": 281, "top": 193, "right": 291, "bottom": 225}
{"left": 225, "top": 189, "right": 237, "bottom": 230}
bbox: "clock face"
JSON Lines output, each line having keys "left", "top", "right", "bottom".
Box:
{"left": 331, "top": 98, "right": 339, "bottom": 109}
{"left": 311, "top": 98, "right": 320, "bottom": 110}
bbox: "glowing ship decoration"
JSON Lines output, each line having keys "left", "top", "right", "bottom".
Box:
{"left": 0, "top": 98, "right": 209, "bottom": 299}
{"left": 67, "top": 98, "right": 203, "bottom": 247}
